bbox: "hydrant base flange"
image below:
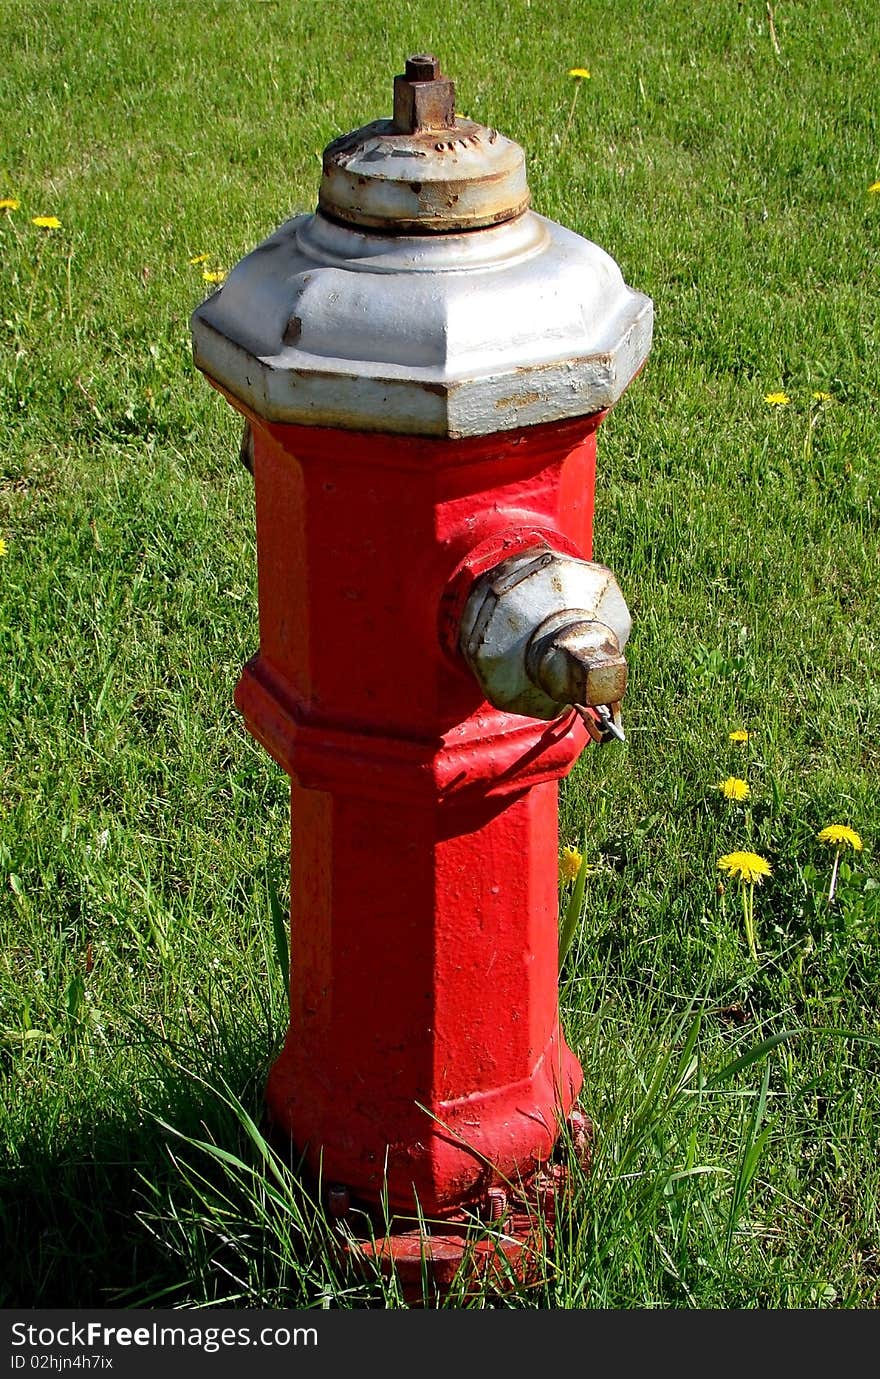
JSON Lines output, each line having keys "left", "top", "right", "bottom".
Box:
{"left": 330, "top": 1111, "right": 593, "bottom": 1302}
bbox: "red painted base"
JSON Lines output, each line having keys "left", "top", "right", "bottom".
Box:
{"left": 332, "top": 1109, "right": 593, "bottom": 1303}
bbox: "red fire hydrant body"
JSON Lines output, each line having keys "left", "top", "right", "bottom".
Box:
{"left": 192, "top": 55, "right": 652, "bottom": 1273}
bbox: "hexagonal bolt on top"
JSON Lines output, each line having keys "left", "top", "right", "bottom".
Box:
{"left": 405, "top": 54, "right": 441, "bottom": 80}
{"left": 393, "top": 53, "right": 456, "bottom": 133}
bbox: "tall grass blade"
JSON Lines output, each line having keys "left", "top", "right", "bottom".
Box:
{"left": 724, "top": 1058, "right": 772, "bottom": 1263}
{"left": 559, "top": 833, "right": 589, "bottom": 971}
{"left": 266, "top": 863, "right": 290, "bottom": 1004}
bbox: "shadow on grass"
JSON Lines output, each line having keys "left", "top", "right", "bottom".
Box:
{"left": 0, "top": 994, "right": 281, "bottom": 1308}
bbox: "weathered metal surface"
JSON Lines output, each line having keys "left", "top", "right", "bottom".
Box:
{"left": 319, "top": 55, "right": 526, "bottom": 233}
{"left": 576, "top": 700, "right": 626, "bottom": 744}
{"left": 192, "top": 210, "right": 652, "bottom": 438}
{"left": 319, "top": 119, "right": 528, "bottom": 233}
{"left": 392, "top": 54, "right": 456, "bottom": 134}
{"left": 336, "top": 1157, "right": 584, "bottom": 1302}
{"left": 529, "top": 617, "right": 628, "bottom": 709}
{"left": 459, "top": 546, "right": 631, "bottom": 719}
{"left": 192, "top": 54, "right": 652, "bottom": 438}
{"left": 401, "top": 54, "right": 441, "bottom": 82}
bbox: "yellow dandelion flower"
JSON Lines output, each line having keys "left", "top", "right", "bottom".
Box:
{"left": 0, "top": 198, "right": 20, "bottom": 211}
{"left": 729, "top": 729, "right": 750, "bottom": 743}
{"left": 817, "top": 825, "right": 863, "bottom": 852}
{"left": 202, "top": 269, "right": 225, "bottom": 284}
{"left": 764, "top": 391, "right": 790, "bottom": 406}
{"left": 718, "top": 777, "right": 749, "bottom": 802}
{"left": 811, "top": 391, "right": 832, "bottom": 402}
{"left": 717, "top": 851, "right": 771, "bottom": 885}
{"left": 868, "top": 181, "right": 880, "bottom": 193}
{"left": 718, "top": 851, "right": 770, "bottom": 959}
{"left": 32, "top": 215, "right": 61, "bottom": 229}
{"left": 0, "top": 537, "right": 7, "bottom": 557}
{"left": 559, "top": 845, "right": 583, "bottom": 885}
{"left": 189, "top": 253, "right": 209, "bottom": 264}
{"left": 568, "top": 68, "right": 591, "bottom": 79}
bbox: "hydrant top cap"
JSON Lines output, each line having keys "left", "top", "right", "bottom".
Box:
{"left": 318, "top": 55, "right": 530, "bottom": 233}
{"left": 190, "top": 53, "right": 654, "bottom": 438}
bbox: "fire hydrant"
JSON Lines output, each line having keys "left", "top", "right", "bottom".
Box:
{"left": 191, "top": 55, "right": 652, "bottom": 1288}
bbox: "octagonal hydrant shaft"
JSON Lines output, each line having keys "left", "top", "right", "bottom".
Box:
{"left": 233, "top": 417, "right": 601, "bottom": 1214}
{"left": 272, "top": 781, "right": 576, "bottom": 1213}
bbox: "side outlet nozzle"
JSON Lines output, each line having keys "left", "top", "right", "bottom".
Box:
{"left": 458, "top": 546, "right": 632, "bottom": 722}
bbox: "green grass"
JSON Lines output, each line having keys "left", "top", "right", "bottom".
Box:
{"left": 1, "top": 0, "right": 878, "bottom": 1308}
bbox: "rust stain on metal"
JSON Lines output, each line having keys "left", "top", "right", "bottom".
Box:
{"left": 319, "top": 132, "right": 530, "bottom": 232}
{"left": 393, "top": 54, "right": 456, "bottom": 134}
{"left": 494, "top": 390, "right": 545, "bottom": 410}
{"left": 282, "top": 315, "right": 303, "bottom": 346}
{"left": 318, "top": 59, "right": 530, "bottom": 235}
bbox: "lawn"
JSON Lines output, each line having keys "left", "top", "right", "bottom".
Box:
{"left": 1, "top": 0, "right": 878, "bottom": 1308}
